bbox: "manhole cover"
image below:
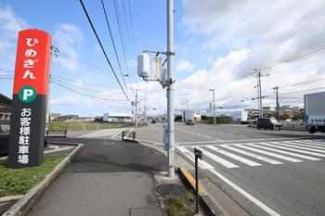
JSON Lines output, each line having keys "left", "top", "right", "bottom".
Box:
{"left": 156, "top": 184, "right": 186, "bottom": 196}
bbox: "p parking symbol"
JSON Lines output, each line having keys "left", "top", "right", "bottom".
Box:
{"left": 18, "top": 86, "right": 37, "bottom": 104}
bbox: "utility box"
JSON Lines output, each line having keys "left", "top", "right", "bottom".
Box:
{"left": 152, "top": 56, "right": 162, "bottom": 80}
{"left": 159, "top": 68, "right": 168, "bottom": 88}
{"left": 137, "top": 53, "right": 150, "bottom": 78}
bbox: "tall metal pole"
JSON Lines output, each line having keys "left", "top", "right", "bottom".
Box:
{"left": 255, "top": 69, "right": 263, "bottom": 118}
{"left": 167, "top": 0, "right": 175, "bottom": 178}
{"left": 135, "top": 89, "right": 139, "bottom": 127}
{"left": 274, "top": 86, "right": 280, "bottom": 120}
{"left": 209, "top": 89, "right": 216, "bottom": 125}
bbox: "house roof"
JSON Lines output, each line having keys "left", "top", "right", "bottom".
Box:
{"left": 0, "top": 93, "right": 12, "bottom": 105}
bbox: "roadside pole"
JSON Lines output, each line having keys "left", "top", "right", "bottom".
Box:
{"left": 258, "top": 70, "right": 264, "bottom": 118}
{"left": 209, "top": 89, "right": 216, "bottom": 125}
{"left": 167, "top": 0, "right": 175, "bottom": 178}
{"left": 274, "top": 86, "right": 280, "bottom": 120}
{"left": 135, "top": 89, "right": 139, "bottom": 127}
{"left": 255, "top": 69, "right": 263, "bottom": 118}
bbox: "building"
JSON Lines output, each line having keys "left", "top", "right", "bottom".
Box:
{"left": 103, "top": 113, "right": 133, "bottom": 123}
{"left": 0, "top": 93, "right": 12, "bottom": 122}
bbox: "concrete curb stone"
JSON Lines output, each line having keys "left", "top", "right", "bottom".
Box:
{"left": 1, "top": 143, "right": 84, "bottom": 216}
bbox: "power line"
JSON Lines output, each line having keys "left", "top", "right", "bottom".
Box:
{"left": 51, "top": 74, "right": 115, "bottom": 90}
{"left": 265, "top": 45, "right": 325, "bottom": 71}
{"left": 127, "top": 0, "right": 137, "bottom": 54}
{"left": 100, "top": 0, "right": 128, "bottom": 91}
{"left": 112, "top": 0, "right": 131, "bottom": 78}
{"left": 77, "top": 0, "right": 130, "bottom": 102}
{"left": 52, "top": 79, "right": 128, "bottom": 102}
{"left": 51, "top": 77, "right": 105, "bottom": 94}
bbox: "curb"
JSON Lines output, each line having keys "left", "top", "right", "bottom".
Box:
{"left": 177, "top": 167, "right": 222, "bottom": 216}
{"left": 2, "top": 143, "right": 84, "bottom": 216}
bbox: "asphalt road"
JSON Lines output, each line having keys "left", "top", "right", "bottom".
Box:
{"left": 28, "top": 138, "right": 167, "bottom": 216}
{"left": 135, "top": 123, "right": 325, "bottom": 216}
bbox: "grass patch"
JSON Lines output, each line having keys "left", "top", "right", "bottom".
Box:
{"left": 49, "top": 121, "right": 123, "bottom": 131}
{"left": 165, "top": 192, "right": 195, "bottom": 216}
{"left": 0, "top": 153, "right": 68, "bottom": 197}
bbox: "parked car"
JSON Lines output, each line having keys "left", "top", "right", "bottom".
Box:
{"left": 185, "top": 119, "right": 195, "bottom": 125}
{"left": 257, "top": 118, "right": 282, "bottom": 130}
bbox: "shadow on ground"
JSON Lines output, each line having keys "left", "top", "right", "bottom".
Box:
{"left": 67, "top": 138, "right": 168, "bottom": 174}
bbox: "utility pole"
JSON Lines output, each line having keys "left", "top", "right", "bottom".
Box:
{"left": 167, "top": 0, "right": 175, "bottom": 178}
{"left": 209, "top": 89, "right": 216, "bottom": 125}
{"left": 273, "top": 86, "right": 280, "bottom": 120}
{"left": 255, "top": 69, "right": 263, "bottom": 118}
{"left": 134, "top": 89, "right": 139, "bottom": 127}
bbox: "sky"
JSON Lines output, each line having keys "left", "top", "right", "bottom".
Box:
{"left": 1, "top": 0, "right": 325, "bottom": 117}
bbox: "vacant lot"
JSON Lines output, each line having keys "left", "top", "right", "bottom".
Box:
{"left": 49, "top": 121, "right": 127, "bottom": 131}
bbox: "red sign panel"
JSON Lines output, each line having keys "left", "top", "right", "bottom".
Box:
{"left": 13, "top": 29, "right": 51, "bottom": 95}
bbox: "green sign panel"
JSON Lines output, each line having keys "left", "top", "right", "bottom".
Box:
{"left": 18, "top": 86, "right": 37, "bottom": 104}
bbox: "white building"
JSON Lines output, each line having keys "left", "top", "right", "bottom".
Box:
{"left": 103, "top": 113, "right": 134, "bottom": 123}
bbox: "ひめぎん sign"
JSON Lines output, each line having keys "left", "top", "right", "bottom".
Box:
{"left": 9, "top": 29, "right": 51, "bottom": 167}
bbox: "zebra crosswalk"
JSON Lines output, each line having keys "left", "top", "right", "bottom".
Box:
{"left": 176, "top": 139, "right": 325, "bottom": 170}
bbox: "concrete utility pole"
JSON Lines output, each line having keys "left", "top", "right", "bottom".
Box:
{"left": 134, "top": 89, "right": 139, "bottom": 127}
{"left": 167, "top": 0, "right": 175, "bottom": 178}
{"left": 209, "top": 89, "right": 216, "bottom": 125}
{"left": 255, "top": 69, "right": 263, "bottom": 118}
{"left": 274, "top": 86, "right": 280, "bottom": 120}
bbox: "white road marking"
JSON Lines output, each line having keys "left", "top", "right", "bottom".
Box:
{"left": 206, "top": 146, "right": 262, "bottom": 166}
{"left": 221, "top": 144, "right": 283, "bottom": 165}
{"left": 177, "top": 147, "right": 214, "bottom": 170}
{"left": 259, "top": 143, "right": 324, "bottom": 159}
{"left": 271, "top": 142, "right": 325, "bottom": 154}
{"left": 288, "top": 141, "right": 325, "bottom": 150}
{"left": 309, "top": 139, "right": 325, "bottom": 144}
{"left": 111, "top": 129, "right": 124, "bottom": 139}
{"left": 293, "top": 140, "right": 325, "bottom": 148}
{"left": 235, "top": 144, "right": 302, "bottom": 162}
{"left": 248, "top": 143, "right": 320, "bottom": 161}
{"left": 209, "top": 169, "right": 281, "bottom": 216}
{"left": 125, "top": 128, "right": 134, "bottom": 138}
{"left": 194, "top": 147, "right": 239, "bottom": 168}
{"left": 45, "top": 146, "right": 74, "bottom": 154}
{"left": 177, "top": 137, "right": 308, "bottom": 146}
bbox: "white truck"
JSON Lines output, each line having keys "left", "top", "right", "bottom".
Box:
{"left": 184, "top": 110, "right": 194, "bottom": 125}
{"left": 304, "top": 91, "right": 325, "bottom": 133}
{"left": 241, "top": 110, "right": 249, "bottom": 124}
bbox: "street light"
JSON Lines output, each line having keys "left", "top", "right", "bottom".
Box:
{"left": 209, "top": 89, "right": 216, "bottom": 125}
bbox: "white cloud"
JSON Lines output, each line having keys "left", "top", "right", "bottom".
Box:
{"left": 173, "top": 0, "right": 325, "bottom": 112}
{"left": 52, "top": 24, "right": 83, "bottom": 71}
{"left": 176, "top": 60, "right": 194, "bottom": 72}
{"left": 0, "top": 6, "right": 27, "bottom": 36}
{"left": 0, "top": 6, "right": 28, "bottom": 70}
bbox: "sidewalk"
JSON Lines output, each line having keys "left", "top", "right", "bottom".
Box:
{"left": 27, "top": 138, "right": 167, "bottom": 216}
